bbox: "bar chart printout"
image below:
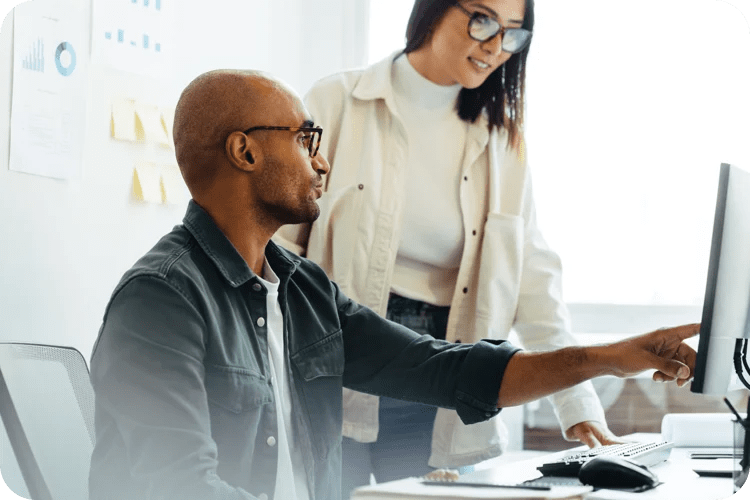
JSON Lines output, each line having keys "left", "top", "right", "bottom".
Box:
{"left": 10, "top": 0, "right": 88, "bottom": 180}
{"left": 91, "top": 0, "right": 174, "bottom": 76}
{"left": 21, "top": 37, "right": 44, "bottom": 72}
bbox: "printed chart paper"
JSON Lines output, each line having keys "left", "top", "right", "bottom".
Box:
{"left": 9, "top": 0, "right": 88, "bottom": 179}
{"left": 91, "top": 0, "right": 174, "bottom": 77}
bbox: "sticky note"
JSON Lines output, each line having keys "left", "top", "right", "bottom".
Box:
{"left": 132, "top": 161, "right": 162, "bottom": 203}
{"left": 160, "top": 106, "right": 175, "bottom": 147}
{"left": 111, "top": 98, "right": 137, "bottom": 141}
{"left": 160, "top": 164, "right": 189, "bottom": 205}
{"left": 135, "top": 102, "right": 170, "bottom": 145}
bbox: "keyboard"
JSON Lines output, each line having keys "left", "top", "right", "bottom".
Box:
{"left": 536, "top": 441, "right": 675, "bottom": 477}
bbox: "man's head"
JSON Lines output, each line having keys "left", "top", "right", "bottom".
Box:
{"left": 173, "top": 69, "right": 329, "bottom": 228}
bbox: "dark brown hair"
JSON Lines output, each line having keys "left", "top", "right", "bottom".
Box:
{"left": 403, "top": 0, "right": 534, "bottom": 148}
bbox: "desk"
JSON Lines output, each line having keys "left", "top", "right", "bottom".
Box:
{"left": 352, "top": 434, "right": 741, "bottom": 500}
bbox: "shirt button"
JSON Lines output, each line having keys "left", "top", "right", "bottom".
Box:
{"left": 485, "top": 412, "right": 493, "bottom": 418}
{"left": 257, "top": 317, "right": 265, "bottom": 327}
{"left": 463, "top": 287, "right": 468, "bottom": 294}
{"left": 358, "top": 184, "right": 364, "bottom": 190}
{"left": 267, "top": 436, "right": 276, "bottom": 447}
{"left": 252, "top": 283, "right": 262, "bottom": 291}
{"left": 455, "top": 339, "right": 462, "bottom": 344}
{"left": 258, "top": 494, "right": 268, "bottom": 500}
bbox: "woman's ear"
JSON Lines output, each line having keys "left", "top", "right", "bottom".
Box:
{"left": 226, "top": 131, "right": 260, "bottom": 171}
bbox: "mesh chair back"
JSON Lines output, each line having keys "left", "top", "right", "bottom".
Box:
{"left": 0, "top": 343, "right": 94, "bottom": 500}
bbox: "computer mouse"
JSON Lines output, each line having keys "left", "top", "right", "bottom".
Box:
{"left": 578, "top": 455, "right": 659, "bottom": 489}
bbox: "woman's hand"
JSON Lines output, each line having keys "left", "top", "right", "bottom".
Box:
{"left": 565, "top": 421, "right": 625, "bottom": 448}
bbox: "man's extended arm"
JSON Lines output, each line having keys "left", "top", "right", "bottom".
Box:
{"left": 497, "top": 324, "right": 699, "bottom": 408}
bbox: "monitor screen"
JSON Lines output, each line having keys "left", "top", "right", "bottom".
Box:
{"left": 691, "top": 163, "right": 750, "bottom": 395}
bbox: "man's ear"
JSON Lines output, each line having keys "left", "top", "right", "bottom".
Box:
{"left": 226, "top": 131, "right": 261, "bottom": 171}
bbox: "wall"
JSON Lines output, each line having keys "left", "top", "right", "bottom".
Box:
{"left": 0, "top": 1, "right": 367, "bottom": 494}
{"left": 0, "top": 0, "right": 368, "bottom": 362}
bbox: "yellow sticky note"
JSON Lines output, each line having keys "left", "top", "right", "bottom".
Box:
{"left": 132, "top": 161, "right": 162, "bottom": 203}
{"left": 111, "top": 98, "right": 137, "bottom": 141}
{"left": 135, "top": 102, "right": 170, "bottom": 145}
{"left": 160, "top": 107, "right": 175, "bottom": 147}
{"left": 160, "top": 164, "right": 189, "bottom": 205}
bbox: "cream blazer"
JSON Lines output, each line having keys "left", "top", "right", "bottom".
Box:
{"left": 274, "top": 53, "right": 606, "bottom": 468}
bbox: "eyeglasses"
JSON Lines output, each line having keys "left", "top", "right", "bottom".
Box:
{"left": 243, "top": 125, "right": 323, "bottom": 158}
{"left": 453, "top": 2, "right": 532, "bottom": 54}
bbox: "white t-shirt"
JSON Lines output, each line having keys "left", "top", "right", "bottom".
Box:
{"left": 390, "top": 53, "right": 468, "bottom": 306}
{"left": 258, "top": 259, "right": 310, "bottom": 500}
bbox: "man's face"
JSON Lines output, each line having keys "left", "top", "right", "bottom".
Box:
{"left": 251, "top": 90, "right": 329, "bottom": 226}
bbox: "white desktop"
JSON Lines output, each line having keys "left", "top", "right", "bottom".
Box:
{"left": 350, "top": 431, "right": 741, "bottom": 500}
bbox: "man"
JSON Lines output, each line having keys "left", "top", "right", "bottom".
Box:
{"left": 89, "top": 69, "right": 699, "bottom": 500}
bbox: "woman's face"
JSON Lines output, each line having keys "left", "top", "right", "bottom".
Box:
{"left": 408, "top": 0, "right": 527, "bottom": 88}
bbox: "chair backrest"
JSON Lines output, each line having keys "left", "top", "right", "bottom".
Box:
{"left": 0, "top": 343, "right": 95, "bottom": 500}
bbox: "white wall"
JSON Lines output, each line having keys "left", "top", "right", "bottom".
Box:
{"left": 0, "top": 0, "right": 368, "bottom": 363}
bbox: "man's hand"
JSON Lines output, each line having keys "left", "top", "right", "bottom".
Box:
{"left": 497, "top": 323, "right": 700, "bottom": 408}
{"left": 600, "top": 323, "right": 700, "bottom": 387}
{"left": 565, "top": 421, "right": 625, "bottom": 448}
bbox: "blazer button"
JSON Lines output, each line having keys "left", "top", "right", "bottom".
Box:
{"left": 267, "top": 436, "right": 276, "bottom": 447}
{"left": 257, "top": 317, "right": 265, "bottom": 327}
{"left": 253, "top": 283, "right": 262, "bottom": 291}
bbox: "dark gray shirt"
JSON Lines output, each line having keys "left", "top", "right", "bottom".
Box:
{"left": 89, "top": 200, "right": 520, "bottom": 500}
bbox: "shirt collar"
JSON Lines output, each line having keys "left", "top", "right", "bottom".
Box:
{"left": 182, "top": 200, "right": 299, "bottom": 287}
{"left": 352, "top": 50, "right": 402, "bottom": 105}
{"left": 353, "top": 50, "right": 490, "bottom": 141}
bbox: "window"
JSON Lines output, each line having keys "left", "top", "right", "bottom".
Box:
{"left": 367, "top": 0, "right": 413, "bottom": 62}
{"left": 368, "top": 0, "right": 750, "bottom": 326}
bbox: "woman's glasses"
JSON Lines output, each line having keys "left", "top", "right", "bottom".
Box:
{"left": 243, "top": 126, "right": 323, "bottom": 158}
{"left": 453, "top": 3, "right": 532, "bottom": 54}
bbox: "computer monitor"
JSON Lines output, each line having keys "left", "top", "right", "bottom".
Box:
{"left": 691, "top": 163, "right": 750, "bottom": 395}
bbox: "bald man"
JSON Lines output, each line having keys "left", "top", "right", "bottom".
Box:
{"left": 89, "top": 69, "right": 699, "bottom": 500}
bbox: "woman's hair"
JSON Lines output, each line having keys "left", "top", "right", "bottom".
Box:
{"left": 403, "top": 0, "right": 534, "bottom": 148}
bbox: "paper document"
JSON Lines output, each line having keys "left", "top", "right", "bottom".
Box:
{"left": 10, "top": 0, "right": 88, "bottom": 179}
{"left": 350, "top": 477, "right": 592, "bottom": 500}
{"left": 91, "top": 0, "right": 174, "bottom": 77}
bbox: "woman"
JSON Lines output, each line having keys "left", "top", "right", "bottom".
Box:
{"left": 275, "top": 0, "right": 620, "bottom": 495}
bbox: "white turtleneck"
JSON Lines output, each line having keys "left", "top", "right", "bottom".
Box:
{"left": 390, "top": 53, "right": 467, "bottom": 307}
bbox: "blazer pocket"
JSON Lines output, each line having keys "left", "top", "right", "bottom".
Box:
{"left": 307, "top": 184, "right": 365, "bottom": 282}
{"left": 475, "top": 213, "right": 524, "bottom": 336}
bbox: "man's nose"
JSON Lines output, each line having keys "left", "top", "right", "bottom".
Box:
{"left": 313, "top": 152, "right": 330, "bottom": 176}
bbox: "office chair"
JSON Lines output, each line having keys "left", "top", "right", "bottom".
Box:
{"left": 0, "top": 343, "right": 95, "bottom": 500}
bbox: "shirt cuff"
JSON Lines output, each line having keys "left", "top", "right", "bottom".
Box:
{"left": 454, "top": 340, "right": 521, "bottom": 425}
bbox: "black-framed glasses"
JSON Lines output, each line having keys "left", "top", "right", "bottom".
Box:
{"left": 243, "top": 126, "right": 323, "bottom": 158}
{"left": 453, "top": 2, "right": 532, "bottom": 54}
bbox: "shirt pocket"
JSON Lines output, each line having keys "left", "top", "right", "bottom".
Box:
{"left": 475, "top": 212, "right": 524, "bottom": 336}
{"left": 205, "top": 367, "right": 273, "bottom": 414}
{"left": 204, "top": 367, "right": 273, "bottom": 461}
{"left": 291, "top": 330, "right": 345, "bottom": 459}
